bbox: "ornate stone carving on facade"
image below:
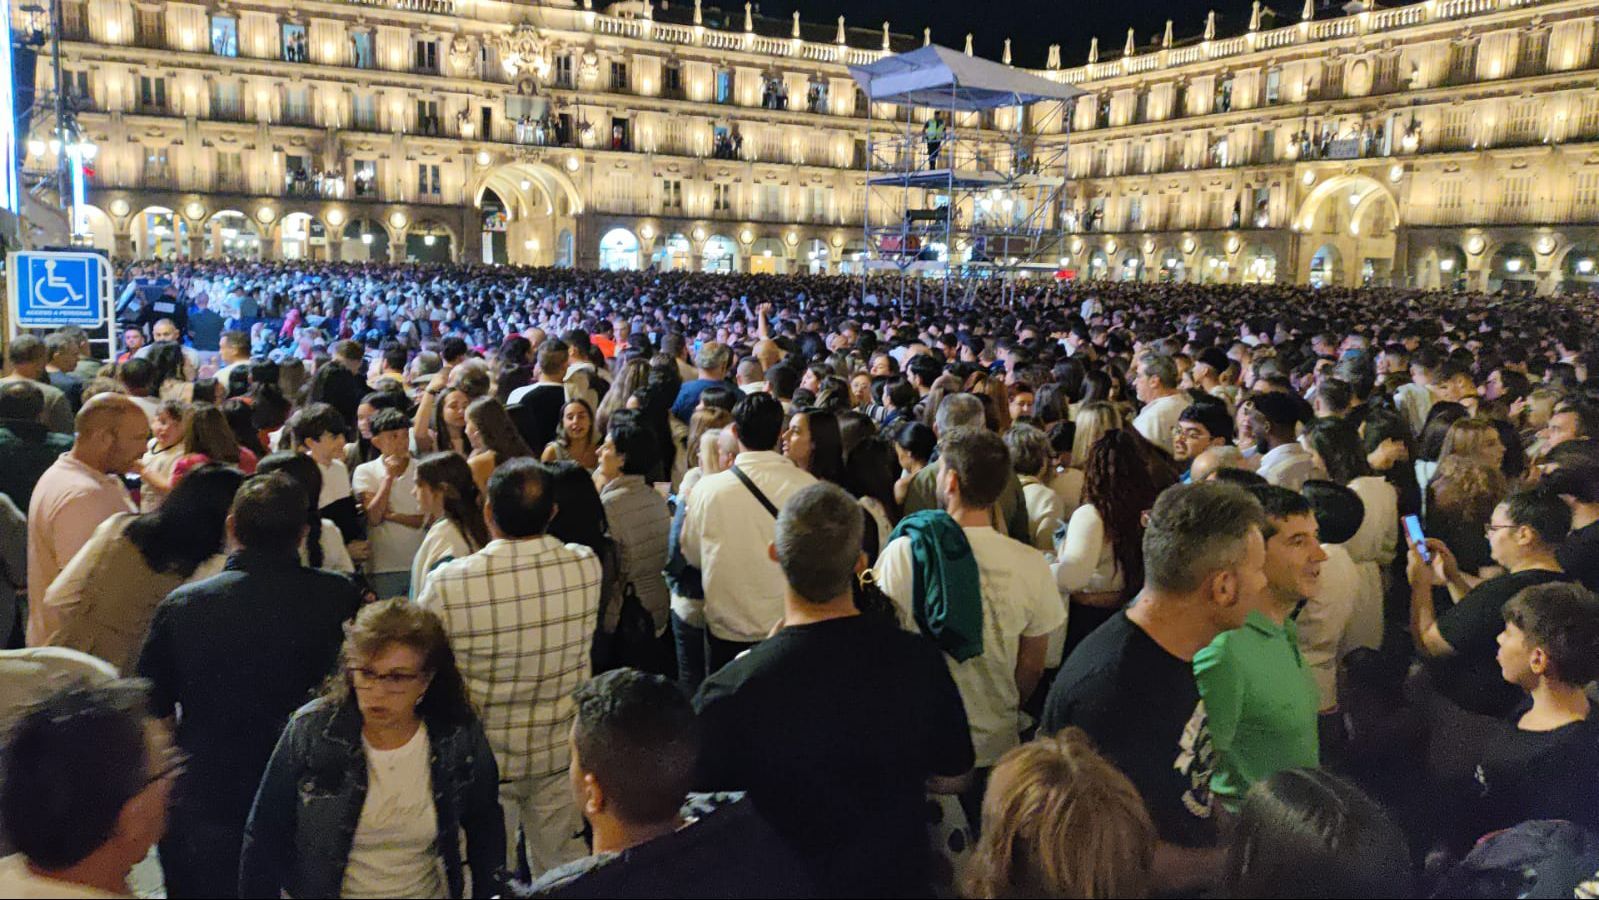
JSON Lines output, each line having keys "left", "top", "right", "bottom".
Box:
{"left": 578, "top": 50, "right": 600, "bottom": 83}
{"left": 497, "top": 25, "right": 548, "bottom": 80}
{"left": 449, "top": 35, "right": 475, "bottom": 77}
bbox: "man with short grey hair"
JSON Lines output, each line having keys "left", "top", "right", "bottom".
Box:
{"left": 1133, "top": 352, "right": 1188, "bottom": 455}
{"left": 0, "top": 335, "right": 73, "bottom": 434}
{"left": 695, "top": 483, "right": 973, "bottom": 896}
{"left": 901, "top": 393, "right": 1031, "bottom": 542}
{"left": 1042, "top": 481, "right": 1268, "bottom": 897}
{"left": 671, "top": 341, "right": 736, "bottom": 422}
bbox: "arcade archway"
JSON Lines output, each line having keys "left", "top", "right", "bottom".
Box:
{"left": 204, "top": 210, "right": 261, "bottom": 260}
{"left": 472, "top": 161, "right": 583, "bottom": 266}
{"left": 702, "top": 234, "right": 738, "bottom": 272}
{"left": 1294, "top": 175, "right": 1399, "bottom": 287}
{"left": 599, "top": 228, "right": 641, "bottom": 271}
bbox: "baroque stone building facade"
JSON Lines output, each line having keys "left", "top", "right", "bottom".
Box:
{"left": 20, "top": 0, "right": 1599, "bottom": 292}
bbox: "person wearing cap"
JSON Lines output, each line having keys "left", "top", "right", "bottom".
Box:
{"left": 352, "top": 409, "right": 426, "bottom": 598}
{"left": 1192, "top": 347, "right": 1239, "bottom": 412}
{"left": 1243, "top": 392, "right": 1320, "bottom": 491}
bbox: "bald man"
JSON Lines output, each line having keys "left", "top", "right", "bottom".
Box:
{"left": 1189, "top": 445, "right": 1253, "bottom": 484}
{"left": 753, "top": 339, "right": 783, "bottom": 372}
{"left": 26, "top": 395, "right": 146, "bottom": 645}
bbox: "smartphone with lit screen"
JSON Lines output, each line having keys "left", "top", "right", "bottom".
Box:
{"left": 1403, "top": 514, "right": 1431, "bottom": 563}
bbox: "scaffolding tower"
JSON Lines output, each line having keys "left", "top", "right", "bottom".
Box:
{"left": 849, "top": 45, "right": 1084, "bottom": 303}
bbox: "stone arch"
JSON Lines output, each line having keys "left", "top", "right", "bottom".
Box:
{"left": 1239, "top": 244, "right": 1279, "bottom": 284}
{"left": 1293, "top": 173, "right": 1398, "bottom": 233}
{"left": 651, "top": 232, "right": 693, "bottom": 271}
{"left": 1558, "top": 243, "right": 1599, "bottom": 294}
{"left": 1487, "top": 241, "right": 1537, "bottom": 294}
{"left": 598, "top": 227, "right": 641, "bottom": 271}
{"left": 342, "top": 218, "right": 389, "bottom": 262}
{"left": 472, "top": 161, "right": 584, "bottom": 217}
{"left": 130, "top": 206, "right": 188, "bottom": 260}
{"left": 279, "top": 212, "right": 322, "bottom": 260}
{"left": 1307, "top": 242, "right": 1344, "bottom": 287}
{"left": 472, "top": 162, "right": 580, "bottom": 265}
{"left": 1294, "top": 174, "right": 1401, "bottom": 286}
{"left": 406, "top": 218, "right": 459, "bottom": 263}
{"left": 702, "top": 234, "right": 739, "bottom": 273}
{"left": 204, "top": 210, "right": 262, "bottom": 259}
{"left": 1153, "top": 246, "right": 1187, "bottom": 283}
{"left": 1414, "top": 242, "right": 1467, "bottom": 290}
{"left": 75, "top": 204, "right": 116, "bottom": 255}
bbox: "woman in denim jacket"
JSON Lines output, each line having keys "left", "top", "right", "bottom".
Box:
{"left": 240, "top": 599, "right": 505, "bottom": 899}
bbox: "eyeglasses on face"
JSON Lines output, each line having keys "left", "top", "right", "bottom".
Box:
{"left": 348, "top": 667, "right": 429, "bottom": 692}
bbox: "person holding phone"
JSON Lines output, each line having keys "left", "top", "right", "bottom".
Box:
{"left": 1408, "top": 488, "right": 1574, "bottom": 717}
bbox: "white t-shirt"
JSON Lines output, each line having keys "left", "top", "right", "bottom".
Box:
{"left": 340, "top": 724, "right": 445, "bottom": 900}
{"left": 300, "top": 519, "right": 355, "bottom": 574}
{"left": 318, "top": 458, "right": 353, "bottom": 510}
{"left": 1299, "top": 543, "right": 1361, "bottom": 711}
{"left": 877, "top": 525, "right": 1066, "bottom": 766}
{"left": 411, "top": 518, "right": 476, "bottom": 602}
{"left": 0, "top": 853, "right": 124, "bottom": 898}
{"left": 352, "top": 457, "right": 425, "bottom": 575}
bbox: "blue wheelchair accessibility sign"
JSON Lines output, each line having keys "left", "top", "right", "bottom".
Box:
{"left": 8, "top": 251, "right": 110, "bottom": 328}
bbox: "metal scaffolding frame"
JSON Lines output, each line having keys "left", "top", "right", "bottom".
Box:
{"left": 849, "top": 46, "right": 1082, "bottom": 304}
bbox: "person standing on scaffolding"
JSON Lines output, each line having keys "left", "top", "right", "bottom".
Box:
{"left": 925, "top": 113, "right": 945, "bottom": 169}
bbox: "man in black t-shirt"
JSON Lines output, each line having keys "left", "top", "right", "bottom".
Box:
{"left": 695, "top": 483, "right": 973, "bottom": 898}
{"left": 1409, "top": 488, "right": 1573, "bottom": 718}
{"left": 1041, "top": 482, "right": 1268, "bottom": 897}
{"left": 1540, "top": 440, "right": 1599, "bottom": 595}
{"left": 507, "top": 340, "right": 570, "bottom": 454}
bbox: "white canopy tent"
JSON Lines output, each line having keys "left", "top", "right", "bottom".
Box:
{"left": 847, "top": 44, "right": 1085, "bottom": 110}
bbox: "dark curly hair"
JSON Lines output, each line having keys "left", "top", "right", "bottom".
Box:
{"left": 1082, "top": 429, "right": 1160, "bottom": 601}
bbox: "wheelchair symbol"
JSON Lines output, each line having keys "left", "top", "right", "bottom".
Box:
{"left": 31, "top": 259, "right": 86, "bottom": 309}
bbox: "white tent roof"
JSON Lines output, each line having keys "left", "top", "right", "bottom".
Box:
{"left": 849, "top": 45, "right": 1085, "bottom": 111}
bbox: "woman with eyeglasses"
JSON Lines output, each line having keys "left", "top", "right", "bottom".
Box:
{"left": 241, "top": 599, "right": 505, "bottom": 899}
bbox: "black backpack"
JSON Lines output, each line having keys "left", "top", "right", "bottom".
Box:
{"left": 1431, "top": 820, "right": 1599, "bottom": 899}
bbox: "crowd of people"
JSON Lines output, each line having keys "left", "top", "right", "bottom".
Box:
{"left": 2, "top": 261, "right": 1599, "bottom": 898}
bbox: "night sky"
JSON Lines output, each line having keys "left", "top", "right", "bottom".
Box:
{"left": 767, "top": 0, "right": 1341, "bottom": 67}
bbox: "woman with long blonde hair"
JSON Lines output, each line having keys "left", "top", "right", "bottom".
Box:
{"left": 965, "top": 727, "right": 1156, "bottom": 899}
{"left": 1071, "top": 401, "right": 1126, "bottom": 465}
{"left": 596, "top": 357, "right": 649, "bottom": 436}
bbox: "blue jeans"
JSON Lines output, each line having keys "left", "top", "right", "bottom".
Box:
{"left": 672, "top": 611, "right": 707, "bottom": 695}
{"left": 367, "top": 571, "right": 411, "bottom": 601}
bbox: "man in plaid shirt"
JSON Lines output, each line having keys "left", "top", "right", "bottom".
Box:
{"left": 419, "top": 459, "right": 602, "bottom": 877}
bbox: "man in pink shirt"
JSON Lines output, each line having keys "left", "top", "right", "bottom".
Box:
{"left": 26, "top": 395, "right": 145, "bottom": 645}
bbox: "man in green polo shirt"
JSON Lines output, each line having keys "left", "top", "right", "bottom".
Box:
{"left": 1194, "top": 485, "right": 1325, "bottom": 811}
